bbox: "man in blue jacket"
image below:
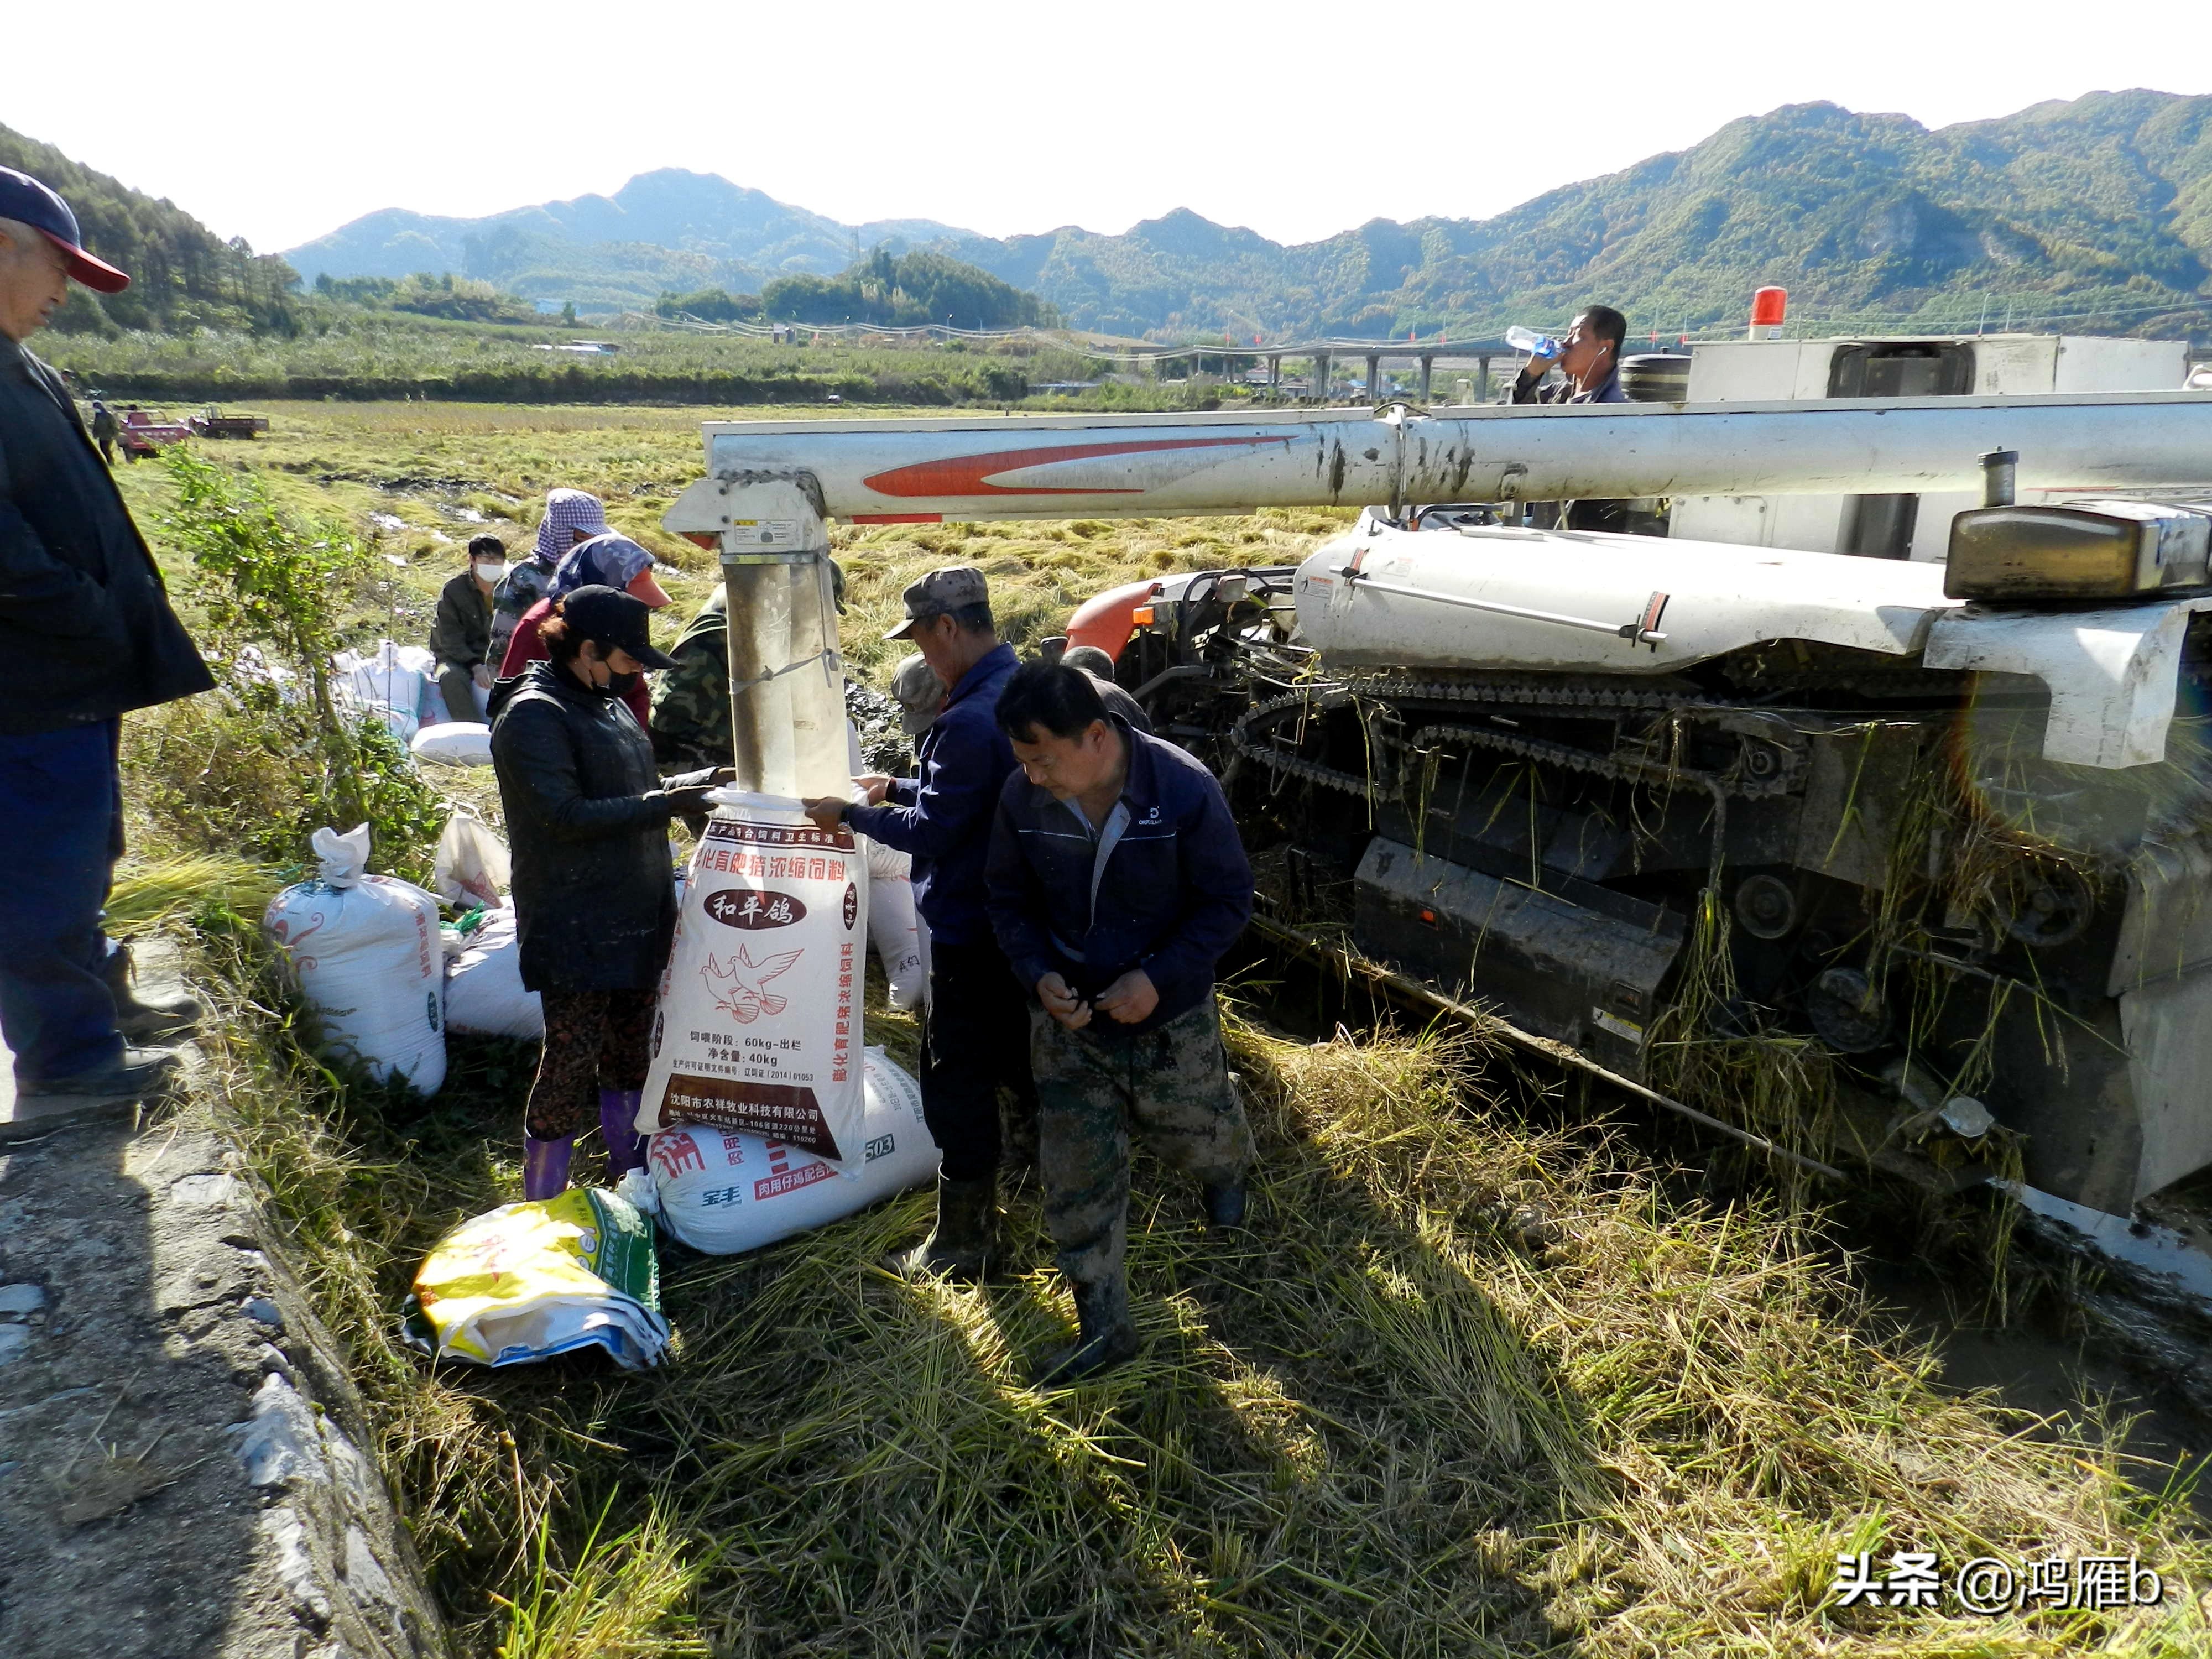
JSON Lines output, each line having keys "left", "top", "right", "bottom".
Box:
{"left": 806, "top": 566, "right": 1032, "bottom": 1278}
{"left": 985, "top": 661, "right": 1255, "bottom": 1385}
{"left": 0, "top": 168, "right": 213, "bottom": 1105}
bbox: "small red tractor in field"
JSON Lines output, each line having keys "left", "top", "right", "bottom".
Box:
{"left": 116, "top": 406, "right": 192, "bottom": 458}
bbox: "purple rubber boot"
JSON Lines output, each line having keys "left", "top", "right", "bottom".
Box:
{"left": 599, "top": 1089, "right": 648, "bottom": 1178}
{"left": 523, "top": 1134, "right": 575, "bottom": 1201}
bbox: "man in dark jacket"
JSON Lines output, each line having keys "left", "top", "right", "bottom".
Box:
{"left": 0, "top": 168, "right": 214, "bottom": 1102}
{"left": 985, "top": 661, "right": 1254, "bottom": 1385}
{"left": 429, "top": 534, "right": 504, "bottom": 723}
{"left": 804, "top": 565, "right": 1032, "bottom": 1279}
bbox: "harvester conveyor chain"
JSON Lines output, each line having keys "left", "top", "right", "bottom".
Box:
{"left": 1229, "top": 677, "right": 1808, "bottom": 803}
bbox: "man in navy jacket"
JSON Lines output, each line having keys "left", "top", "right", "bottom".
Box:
{"left": 985, "top": 661, "right": 1255, "bottom": 1384}
{"left": 807, "top": 566, "right": 1035, "bottom": 1278}
{"left": 0, "top": 168, "right": 212, "bottom": 1104}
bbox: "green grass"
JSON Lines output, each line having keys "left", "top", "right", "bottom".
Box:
{"left": 174, "top": 918, "right": 2212, "bottom": 1657}
{"left": 117, "top": 399, "right": 2212, "bottom": 1657}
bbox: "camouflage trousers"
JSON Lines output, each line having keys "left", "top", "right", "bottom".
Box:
{"left": 1031, "top": 995, "right": 1253, "bottom": 1289}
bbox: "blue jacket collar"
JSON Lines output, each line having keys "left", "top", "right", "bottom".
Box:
{"left": 945, "top": 641, "right": 1018, "bottom": 709}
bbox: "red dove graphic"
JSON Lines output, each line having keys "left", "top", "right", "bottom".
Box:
{"left": 702, "top": 943, "right": 803, "bottom": 1023}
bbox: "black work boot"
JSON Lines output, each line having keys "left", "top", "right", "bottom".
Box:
{"left": 886, "top": 1172, "right": 999, "bottom": 1282}
{"left": 19, "top": 1045, "right": 181, "bottom": 1100}
{"left": 1202, "top": 1181, "right": 1248, "bottom": 1228}
{"left": 1030, "top": 1275, "right": 1140, "bottom": 1388}
{"left": 103, "top": 943, "right": 201, "bottom": 1044}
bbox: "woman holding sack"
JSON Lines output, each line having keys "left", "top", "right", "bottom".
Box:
{"left": 488, "top": 586, "right": 728, "bottom": 1198}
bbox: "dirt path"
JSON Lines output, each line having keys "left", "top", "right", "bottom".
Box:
{"left": 0, "top": 944, "right": 446, "bottom": 1659}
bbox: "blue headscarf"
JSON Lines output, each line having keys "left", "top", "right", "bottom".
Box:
{"left": 551, "top": 533, "right": 656, "bottom": 599}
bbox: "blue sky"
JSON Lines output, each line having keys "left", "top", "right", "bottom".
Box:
{"left": 13, "top": 0, "right": 2208, "bottom": 253}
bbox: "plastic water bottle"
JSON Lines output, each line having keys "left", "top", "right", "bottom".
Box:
{"left": 1505, "top": 325, "right": 1560, "bottom": 361}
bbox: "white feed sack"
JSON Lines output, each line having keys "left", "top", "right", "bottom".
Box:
{"left": 638, "top": 804, "right": 869, "bottom": 1161}
{"left": 263, "top": 826, "right": 447, "bottom": 1092}
{"left": 442, "top": 903, "right": 544, "bottom": 1040}
{"left": 862, "top": 837, "right": 928, "bottom": 1011}
{"left": 649, "top": 1050, "right": 935, "bottom": 1254}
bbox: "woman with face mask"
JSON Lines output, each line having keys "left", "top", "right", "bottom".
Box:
{"left": 430, "top": 534, "right": 509, "bottom": 724}
{"left": 487, "top": 586, "right": 731, "bottom": 1198}
{"left": 498, "top": 531, "right": 672, "bottom": 728}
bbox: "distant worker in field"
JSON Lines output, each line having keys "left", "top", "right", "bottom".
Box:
{"left": 492, "top": 487, "right": 607, "bottom": 665}
{"left": 88, "top": 398, "right": 118, "bottom": 465}
{"left": 1508, "top": 304, "right": 1632, "bottom": 531}
{"left": 801, "top": 566, "right": 1035, "bottom": 1281}
{"left": 984, "top": 661, "right": 1255, "bottom": 1385}
{"left": 499, "top": 531, "right": 672, "bottom": 728}
{"left": 0, "top": 166, "right": 214, "bottom": 1101}
{"left": 429, "top": 533, "right": 506, "bottom": 724}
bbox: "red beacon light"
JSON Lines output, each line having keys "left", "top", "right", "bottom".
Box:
{"left": 1749, "top": 286, "right": 1788, "bottom": 341}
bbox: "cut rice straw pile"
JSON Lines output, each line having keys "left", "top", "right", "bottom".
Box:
{"left": 172, "top": 904, "right": 2212, "bottom": 1659}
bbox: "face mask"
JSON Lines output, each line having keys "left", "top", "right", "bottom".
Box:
{"left": 475, "top": 561, "right": 505, "bottom": 583}
{"left": 604, "top": 670, "right": 640, "bottom": 698}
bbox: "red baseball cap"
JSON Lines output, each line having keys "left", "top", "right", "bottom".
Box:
{"left": 0, "top": 166, "right": 131, "bottom": 294}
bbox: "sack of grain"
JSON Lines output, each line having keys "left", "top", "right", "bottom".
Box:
{"left": 263, "top": 825, "right": 445, "bottom": 1092}
{"left": 649, "top": 1050, "right": 933, "bottom": 1254}
{"left": 637, "top": 800, "right": 868, "bottom": 1162}
{"left": 442, "top": 902, "right": 543, "bottom": 1040}
{"left": 335, "top": 641, "right": 439, "bottom": 744}
{"left": 860, "top": 838, "right": 928, "bottom": 1011}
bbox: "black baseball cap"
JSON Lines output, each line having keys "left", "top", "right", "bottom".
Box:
{"left": 0, "top": 168, "right": 130, "bottom": 294}
{"left": 556, "top": 585, "right": 676, "bottom": 670}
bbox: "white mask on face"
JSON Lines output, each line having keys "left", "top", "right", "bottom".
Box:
{"left": 474, "top": 561, "right": 505, "bottom": 583}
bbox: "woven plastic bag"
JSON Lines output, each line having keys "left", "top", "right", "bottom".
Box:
{"left": 400, "top": 1186, "right": 668, "bottom": 1369}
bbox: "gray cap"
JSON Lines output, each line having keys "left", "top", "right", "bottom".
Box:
{"left": 889, "top": 653, "right": 945, "bottom": 736}
{"left": 883, "top": 565, "right": 988, "bottom": 640}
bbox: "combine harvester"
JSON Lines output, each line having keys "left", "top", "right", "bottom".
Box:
{"left": 665, "top": 328, "right": 2212, "bottom": 1344}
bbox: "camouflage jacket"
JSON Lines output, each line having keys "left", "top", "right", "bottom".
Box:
{"left": 650, "top": 585, "right": 731, "bottom": 769}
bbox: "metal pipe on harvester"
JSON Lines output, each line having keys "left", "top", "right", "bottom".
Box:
{"left": 662, "top": 392, "right": 2212, "bottom": 528}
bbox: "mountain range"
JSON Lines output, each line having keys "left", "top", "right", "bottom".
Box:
{"left": 284, "top": 91, "right": 2212, "bottom": 340}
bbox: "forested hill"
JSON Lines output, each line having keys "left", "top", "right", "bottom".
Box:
{"left": 933, "top": 91, "right": 2212, "bottom": 338}
{"left": 0, "top": 123, "right": 299, "bottom": 334}
{"left": 285, "top": 90, "right": 2212, "bottom": 341}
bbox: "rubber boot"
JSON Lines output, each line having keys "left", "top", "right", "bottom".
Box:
{"left": 103, "top": 942, "right": 201, "bottom": 1044}
{"left": 1030, "top": 1275, "right": 1140, "bottom": 1388}
{"left": 599, "top": 1088, "right": 647, "bottom": 1178}
{"left": 1202, "top": 1181, "right": 1248, "bottom": 1228}
{"left": 523, "top": 1135, "right": 575, "bottom": 1201}
{"left": 885, "top": 1172, "right": 998, "bottom": 1281}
